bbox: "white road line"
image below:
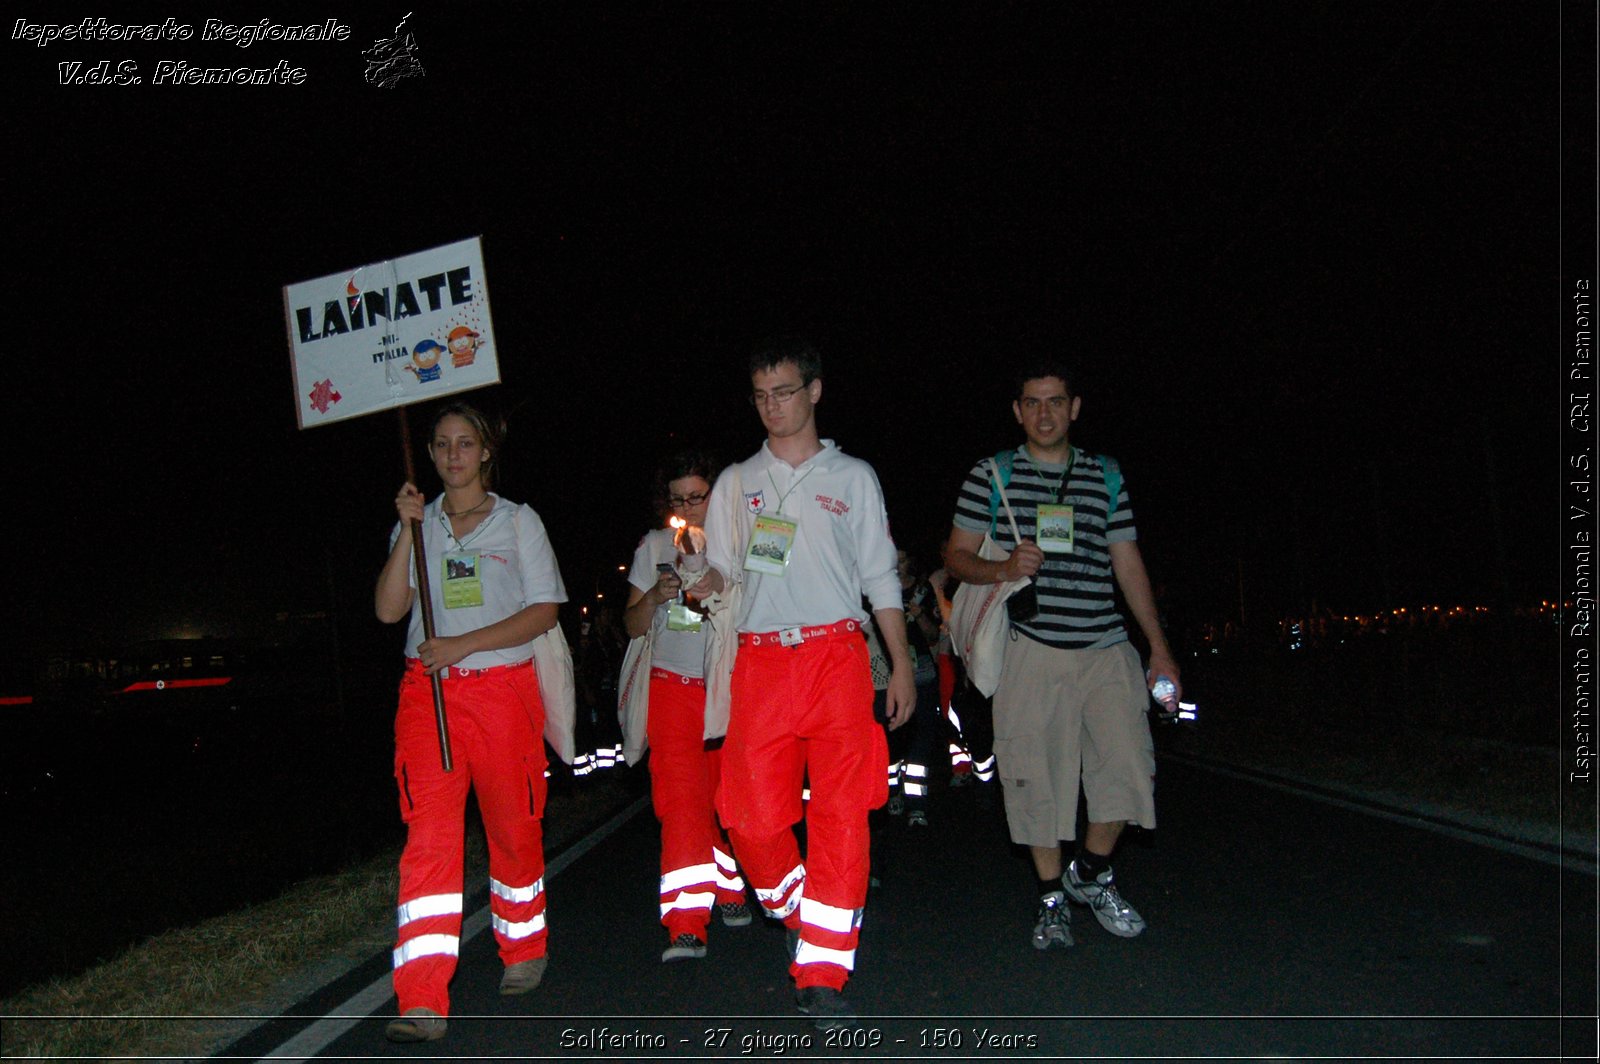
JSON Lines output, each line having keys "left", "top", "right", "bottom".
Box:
{"left": 258, "top": 794, "right": 649, "bottom": 1062}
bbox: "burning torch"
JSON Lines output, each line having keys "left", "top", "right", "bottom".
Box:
{"left": 669, "top": 515, "right": 708, "bottom": 611}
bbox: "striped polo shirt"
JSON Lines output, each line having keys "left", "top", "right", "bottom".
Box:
{"left": 951, "top": 446, "right": 1136, "bottom": 650}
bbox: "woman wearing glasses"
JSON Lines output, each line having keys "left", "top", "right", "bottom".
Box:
{"left": 622, "top": 448, "right": 752, "bottom": 962}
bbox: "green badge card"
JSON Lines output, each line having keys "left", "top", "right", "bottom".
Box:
{"left": 667, "top": 599, "right": 703, "bottom": 632}
{"left": 1036, "top": 504, "right": 1075, "bottom": 554}
{"left": 442, "top": 551, "right": 485, "bottom": 608}
{"left": 744, "top": 515, "right": 797, "bottom": 576}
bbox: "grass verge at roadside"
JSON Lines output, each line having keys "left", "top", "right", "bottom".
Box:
{"left": 0, "top": 771, "right": 641, "bottom": 1061}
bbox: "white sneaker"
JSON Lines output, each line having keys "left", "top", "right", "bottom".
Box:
{"left": 1063, "top": 861, "right": 1146, "bottom": 938}
{"left": 1031, "top": 890, "right": 1074, "bottom": 950}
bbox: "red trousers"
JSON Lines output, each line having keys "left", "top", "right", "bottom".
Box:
{"left": 392, "top": 660, "right": 548, "bottom": 1016}
{"left": 939, "top": 652, "right": 974, "bottom": 775}
{"left": 647, "top": 669, "right": 746, "bottom": 940}
{"left": 716, "top": 624, "right": 886, "bottom": 991}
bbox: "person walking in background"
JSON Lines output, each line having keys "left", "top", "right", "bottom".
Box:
{"left": 935, "top": 565, "right": 1000, "bottom": 804}
{"left": 944, "top": 362, "right": 1179, "bottom": 952}
{"left": 926, "top": 563, "right": 974, "bottom": 785}
{"left": 622, "top": 448, "right": 751, "bottom": 964}
{"left": 862, "top": 605, "right": 899, "bottom": 812}
{"left": 695, "top": 337, "right": 913, "bottom": 1030}
{"left": 888, "top": 548, "right": 943, "bottom": 827}
{"left": 576, "top": 605, "right": 626, "bottom": 775}
{"left": 374, "top": 402, "right": 568, "bottom": 1042}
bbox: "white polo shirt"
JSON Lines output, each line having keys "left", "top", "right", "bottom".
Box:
{"left": 390, "top": 494, "right": 569, "bottom": 670}
{"left": 704, "top": 440, "right": 901, "bottom": 633}
{"left": 627, "top": 526, "right": 708, "bottom": 679}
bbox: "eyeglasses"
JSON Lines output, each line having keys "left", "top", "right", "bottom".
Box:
{"left": 749, "top": 384, "right": 805, "bottom": 407}
{"left": 669, "top": 491, "right": 710, "bottom": 508}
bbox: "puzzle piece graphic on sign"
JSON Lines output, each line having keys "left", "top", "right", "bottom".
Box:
{"left": 309, "top": 379, "right": 342, "bottom": 414}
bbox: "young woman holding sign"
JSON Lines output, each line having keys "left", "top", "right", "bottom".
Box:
{"left": 374, "top": 402, "right": 569, "bottom": 1043}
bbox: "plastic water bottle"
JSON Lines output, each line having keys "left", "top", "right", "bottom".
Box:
{"left": 1151, "top": 676, "right": 1178, "bottom": 713}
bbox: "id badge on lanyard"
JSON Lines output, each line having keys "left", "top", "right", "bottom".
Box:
{"left": 744, "top": 515, "right": 798, "bottom": 576}
{"left": 442, "top": 551, "right": 485, "bottom": 608}
{"left": 1036, "top": 504, "right": 1075, "bottom": 554}
{"left": 667, "top": 600, "right": 703, "bottom": 632}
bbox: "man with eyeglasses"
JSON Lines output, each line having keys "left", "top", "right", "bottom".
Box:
{"left": 695, "top": 336, "right": 913, "bottom": 1030}
{"left": 944, "top": 363, "right": 1179, "bottom": 953}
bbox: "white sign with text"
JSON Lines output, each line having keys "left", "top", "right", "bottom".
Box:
{"left": 283, "top": 236, "right": 500, "bottom": 428}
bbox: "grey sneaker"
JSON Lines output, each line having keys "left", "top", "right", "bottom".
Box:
{"left": 385, "top": 1006, "right": 447, "bottom": 1042}
{"left": 795, "top": 985, "right": 857, "bottom": 1031}
{"left": 1063, "top": 861, "right": 1146, "bottom": 937}
{"left": 719, "top": 900, "right": 753, "bottom": 926}
{"left": 499, "top": 956, "right": 548, "bottom": 994}
{"left": 886, "top": 793, "right": 905, "bottom": 815}
{"left": 662, "top": 933, "right": 707, "bottom": 962}
{"left": 1031, "top": 890, "right": 1074, "bottom": 950}
{"left": 906, "top": 809, "right": 929, "bottom": 827}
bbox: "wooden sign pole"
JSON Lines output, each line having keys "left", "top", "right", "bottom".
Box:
{"left": 399, "top": 406, "right": 454, "bottom": 772}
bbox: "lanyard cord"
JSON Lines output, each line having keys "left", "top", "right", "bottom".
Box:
{"left": 1036, "top": 446, "right": 1076, "bottom": 506}
{"left": 1030, "top": 449, "right": 1075, "bottom": 573}
{"left": 767, "top": 465, "right": 817, "bottom": 516}
{"left": 439, "top": 503, "right": 494, "bottom": 549}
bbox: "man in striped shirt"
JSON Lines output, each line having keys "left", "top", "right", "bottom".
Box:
{"left": 944, "top": 363, "right": 1180, "bottom": 950}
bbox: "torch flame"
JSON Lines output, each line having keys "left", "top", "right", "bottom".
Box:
{"left": 672, "top": 517, "right": 706, "bottom": 566}
{"left": 669, "top": 516, "right": 686, "bottom": 531}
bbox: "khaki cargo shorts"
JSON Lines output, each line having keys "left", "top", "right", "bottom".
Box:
{"left": 991, "top": 636, "right": 1156, "bottom": 847}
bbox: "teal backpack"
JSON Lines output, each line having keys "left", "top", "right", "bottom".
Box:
{"left": 985, "top": 448, "right": 1122, "bottom": 538}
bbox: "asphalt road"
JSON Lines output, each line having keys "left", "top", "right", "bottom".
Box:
{"left": 223, "top": 757, "right": 1596, "bottom": 1060}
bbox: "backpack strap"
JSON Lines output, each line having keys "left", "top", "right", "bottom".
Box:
{"left": 988, "top": 449, "right": 1123, "bottom": 535}
{"left": 1099, "top": 454, "right": 1122, "bottom": 518}
{"left": 986, "top": 449, "right": 1015, "bottom": 537}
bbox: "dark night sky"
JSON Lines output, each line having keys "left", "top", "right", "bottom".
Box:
{"left": 5, "top": 1, "right": 1570, "bottom": 658}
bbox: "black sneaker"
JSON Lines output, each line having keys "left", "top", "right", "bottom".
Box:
{"left": 719, "top": 901, "right": 753, "bottom": 927}
{"left": 795, "top": 985, "right": 857, "bottom": 1031}
{"left": 661, "top": 933, "right": 707, "bottom": 962}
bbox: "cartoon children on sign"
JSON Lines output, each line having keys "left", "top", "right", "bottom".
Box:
{"left": 405, "top": 339, "right": 446, "bottom": 383}
{"left": 396, "top": 324, "right": 487, "bottom": 387}
{"left": 447, "top": 326, "right": 481, "bottom": 368}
